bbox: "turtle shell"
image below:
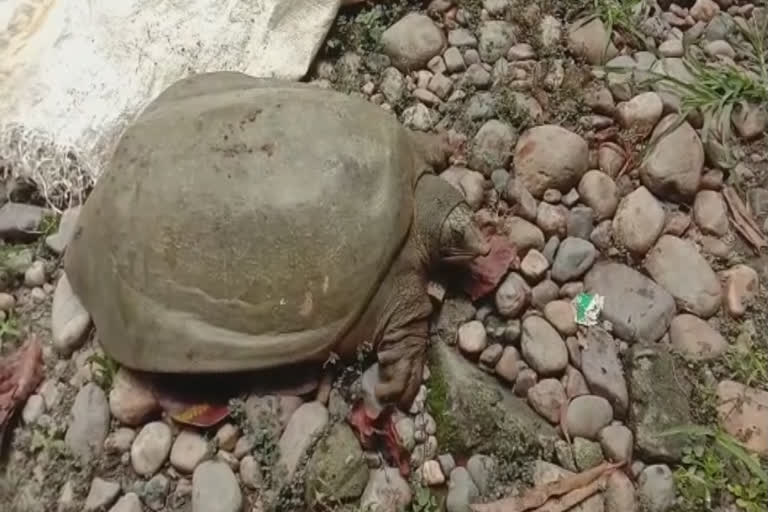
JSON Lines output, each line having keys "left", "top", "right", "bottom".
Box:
{"left": 64, "top": 73, "right": 424, "bottom": 373}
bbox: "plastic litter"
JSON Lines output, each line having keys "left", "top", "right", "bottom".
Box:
{"left": 571, "top": 292, "right": 604, "bottom": 326}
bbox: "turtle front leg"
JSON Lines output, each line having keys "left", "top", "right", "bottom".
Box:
{"left": 374, "top": 318, "right": 428, "bottom": 411}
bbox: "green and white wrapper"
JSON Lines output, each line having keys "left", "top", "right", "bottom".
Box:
{"left": 571, "top": 292, "right": 604, "bottom": 326}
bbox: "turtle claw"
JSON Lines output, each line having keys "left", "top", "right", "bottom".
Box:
{"left": 374, "top": 342, "right": 425, "bottom": 412}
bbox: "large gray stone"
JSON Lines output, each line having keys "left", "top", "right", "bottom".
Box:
{"left": 192, "top": 461, "right": 242, "bottom": 512}
{"left": 584, "top": 262, "right": 676, "bottom": 343}
{"left": 580, "top": 328, "right": 629, "bottom": 418}
{"left": 65, "top": 383, "right": 110, "bottom": 461}
{"left": 381, "top": 14, "right": 446, "bottom": 72}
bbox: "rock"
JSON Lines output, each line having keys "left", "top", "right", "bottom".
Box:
{"left": 428, "top": 341, "right": 558, "bottom": 458}
{"left": 542, "top": 236, "right": 559, "bottom": 263}
{"left": 584, "top": 84, "right": 615, "bottom": 116}
{"left": 109, "top": 368, "right": 159, "bottom": 426}
{"left": 536, "top": 202, "right": 568, "bottom": 239}
{"left": 578, "top": 171, "right": 618, "bottom": 221}
{"left": 663, "top": 210, "right": 690, "bottom": 236}
{"left": 573, "top": 437, "right": 604, "bottom": 471}
{"left": 544, "top": 300, "right": 576, "bottom": 336}
{"left": 446, "top": 467, "right": 479, "bottom": 512}
{"left": 65, "top": 383, "right": 110, "bottom": 461}
{"left": 645, "top": 235, "right": 721, "bottom": 317}
{"left": 192, "top": 461, "right": 242, "bottom": 512}
{"left": 637, "top": 465, "right": 675, "bottom": 512}
{"left": 716, "top": 380, "right": 768, "bottom": 455}
{"left": 612, "top": 186, "right": 664, "bottom": 256}
{"left": 421, "top": 460, "right": 446, "bottom": 486}
{"left": 590, "top": 221, "right": 612, "bottom": 253}
{"left": 693, "top": 190, "right": 728, "bottom": 236}
{"left": 0, "top": 292, "right": 15, "bottom": 311}
{"left": 305, "top": 423, "right": 369, "bottom": 506}
{"left": 45, "top": 205, "right": 81, "bottom": 253}
{"left": 478, "top": 21, "right": 516, "bottom": 63}
{"left": 566, "top": 395, "right": 613, "bottom": 440}
{"left": 470, "top": 119, "right": 517, "bottom": 175}
{"left": 539, "top": 15, "right": 562, "bottom": 49}
{"left": 721, "top": 264, "right": 759, "bottom": 318}
{"left": 448, "top": 28, "right": 477, "bottom": 47}
{"left": 466, "top": 63, "right": 492, "bottom": 89}
{"left": 379, "top": 67, "right": 404, "bottom": 105}
{"left": 131, "top": 421, "right": 173, "bottom": 476}
{"left": 563, "top": 366, "right": 590, "bottom": 398}
{"left": 732, "top": 102, "right": 767, "bottom": 140}
{"left": 402, "top": 103, "right": 435, "bottom": 131}
{"left": 22, "top": 394, "right": 44, "bottom": 424}
{"left": 616, "top": 92, "right": 663, "bottom": 136}
{"left": 567, "top": 17, "right": 618, "bottom": 64}
{"left": 528, "top": 379, "right": 567, "bottom": 423}
{"left": 142, "top": 474, "right": 170, "bottom": 511}
{"left": 598, "top": 142, "right": 625, "bottom": 178}
{"left": 278, "top": 401, "right": 329, "bottom": 480}
{"left": 215, "top": 424, "right": 239, "bottom": 452}
{"left": 0, "top": 202, "right": 47, "bottom": 241}
{"left": 659, "top": 39, "right": 683, "bottom": 58}
{"left": 599, "top": 424, "right": 633, "bottom": 464}
{"left": 520, "top": 249, "right": 549, "bottom": 283}
{"left": 109, "top": 493, "right": 143, "bottom": 512}
{"left": 440, "top": 167, "right": 486, "bottom": 210}
{"left": 432, "top": 296, "right": 476, "bottom": 346}
{"left": 479, "top": 343, "right": 503, "bottom": 370}
{"left": 24, "top": 261, "right": 45, "bottom": 287}
{"left": 381, "top": 14, "right": 445, "bottom": 72}
{"left": 51, "top": 273, "right": 91, "bottom": 356}
{"left": 429, "top": 73, "right": 454, "bottom": 99}
{"left": 514, "top": 125, "right": 590, "bottom": 198}
{"left": 443, "top": 48, "right": 466, "bottom": 73}
{"left": 507, "top": 43, "right": 536, "bottom": 60}
{"left": 531, "top": 280, "right": 560, "bottom": 310}
{"left": 104, "top": 427, "right": 136, "bottom": 454}
{"left": 466, "top": 454, "right": 495, "bottom": 495}
{"left": 605, "top": 471, "right": 636, "bottom": 512}
{"left": 514, "top": 368, "right": 538, "bottom": 397}
{"left": 628, "top": 345, "right": 692, "bottom": 461}
{"left": 584, "top": 262, "right": 676, "bottom": 343}
{"left": 690, "top": 0, "right": 720, "bottom": 22}
{"left": 458, "top": 320, "right": 488, "bottom": 356}
{"left": 505, "top": 179, "right": 538, "bottom": 222}
{"left": 495, "top": 346, "right": 522, "bottom": 383}
{"left": 521, "top": 316, "right": 569, "bottom": 376}
{"left": 580, "top": 328, "right": 629, "bottom": 418}
{"left": 560, "top": 282, "right": 584, "bottom": 300}
{"left": 239, "top": 456, "right": 262, "bottom": 489}
{"left": 361, "top": 467, "right": 412, "bottom": 512}
{"left": 395, "top": 416, "right": 416, "bottom": 451}
{"left": 669, "top": 314, "right": 727, "bottom": 361}
{"left": 641, "top": 115, "right": 703, "bottom": 201}
{"left": 551, "top": 237, "right": 596, "bottom": 283}
{"left": 170, "top": 430, "right": 211, "bottom": 474}
{"left": 705, "top": 39, "right": 735, "bottom": 58}
{"left": 503, "top": 217, "right": 545, "bottom": 252}
{"left": 84, "top": 478, "right": 121, "bottom": 511}
{"left": 495, "top": 273, "right": 530, "bottom": 318}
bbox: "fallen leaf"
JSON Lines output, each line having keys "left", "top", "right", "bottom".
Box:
{"left": 347, "top": 401, "right": 411, "bottom": 477}
{"left": 724, "top": 186, "right": 768, "bottom": 254}
{"left": 0, "top": 335, "right": 45, "bottom": 442}
{"left": 155, "top": 392, "right": 230, "bottom": 428}
{"left": 469, "top": 461, "right": 622, "bottom": 512}
{"left": 534, "top": 474, "right": 608, "bottom": 512}
{"left": 463, "top": 234, "right": 519, "bottom": 300}
{"left": 347, "top": 399, "right": 377, "bottom": 449}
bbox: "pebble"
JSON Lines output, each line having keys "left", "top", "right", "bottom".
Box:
{"left": 478, "top": 20, "right": 516, "bottom": 63}
{"left": 663, "top": 210, "right": 690, "bottom": 236}
{"left": 65, "top": 383, "right": 110, "bottom": 461}
{"left": 131, "top": 421, "right": 173, "bottom": 477}
{"left": 466, "top": 63, "right": 492, "bottom": 88}
{"left": 143, "top": 474, "right": 170, "bottom": 511}
{"left": 638, "top": 465, "right": 675, "bottom": 512}
{"left": 531, "top": 279, "right": 560, "bottom": 310}
{"left": 716, "top": 380, "right": 768, "bottom": 455}
{"left": 521, "top": 316, "right": 568, "bottom": 376}
{"left": 170, "top": 430, "right": 211, "bottom": 474}
{"left": 0, "top": 202, "right": 47, "bottom": 240}
{"left": 215, "top": 423, "right": 239, "bottom": 452}
{"left": 562, "top": 188, "right": 580, "bottom": 207}
{"left": 599, "top": 424, "right": 634, "bottom": 464}
{"left": 515, "top": 125, "right": 589, "bottom": 198}
{"left": 448, "top": 28, "right": 477, "bottom": 47}
{"left": 444, "top": 47, "right": 466, "bottom": 72}
{"left": 732, "top": 102, "right": 767, "bottom": 140}
{"left": 514, "top": 368, "right": 538, "bottom": 397}
{"left": 22, "top": 394, "right": 45, "bottom": 424}
{"left": 690, "top": 0, "right": 720, "bottom": 22}
{"left": 669, "top": 314, "right": 727, "bottom": 361}
{"left": 536, "top": 202, "right": 568, "bottom": 239}
{"left": 721, "top": 264, "right": 759, "bottom": 317}
{"left": 495, "top": 346, "right": 522, "bottom": 383}
{"left": 51, "top": 273, "right": 92, "bottom": 356}
{"left": 109, "top": 493, "right": 143, "bottom": 512}
{"left": 24, "top": 261, "right": 46, "bottom": 287}
{"left": 109, "top": 368, "right": 160, "bottom": 426}
{"left": 580, "top": 328, "right": 629, "bottom": 418}
{"left": 395, "top": 416, "right": 416, "bottom": 451}
{"left": 605, "top": 470, "right": 637, "bottom": 512}
{"left": 559, "top": 282, "right": 583, "bottom": 299}
{"left": 566, "top": 395, "right": 614, "bottom": 440}
{"left": 469, "top": 119, "right": 516, "bottom": 175}
{"left": 192, "top": 461, "right": 242, "bottom": 512}
{"left": 550, "top": 237, "right": 596, "bottom": 283}
{"left": 528, "top": 378, "right": 567, "bottom": 424}
{"left": 658, "top": 39, "right": 683, "bottom": 57}
{"left": 705, "top": 39, "right": 735, "bottom": 58}
{"left": 361, "top": 467, "right": 412, "bottom": 512}
{"left": 239, "top": 455, "right": 263, "bottom": 489}
{"left": 693, "top": 190, "right": 728, "bottom": 236}
{"left": 421, "top": 460, "right": 446, "bottom": 486}
{"left": 466, "top": 454, "right": 495, "bottom": 495}
{"left": 446, "top": 467, "right": 479, "bottom": 512}
{"left": 381, "top": 14, "right": 445, "bottom": 72}
{"left": 612, "top": 186, "right": 665, "bottom": 256}
{"left": 503, "top": 217, "right": 545, "bottom": 252}
{"left": 278, "top": 401, "right": 329, "bottom": 480}
{"left": 578, "top": 171, "right": 618, "bottom": 221}
{"left": 616, "top": 92, "right": 663, "bottom": 136}
{"left": 428, "top": 73, "right": 453, "bottom": 99}
{"left": 543, "top": 188, "right": 562, "bottom": 203}
{"left": 520, "top": 249, "right": 549, "bottom": 282}
{"left": 495, "top": 272, "right": 530, "bottom": 318}
{"left": 104, "top": 427, "right": 136, "bottom": 454}
{"left": 573, "top": 437, "right": 605, "bottom": 471}
{"left": 479, "top": 343, "right": 503, "bottom": 370}
{"left": 379, "top": 67, "right": 404, "bottom": 104}
{"left": 458, "top": 320, "right": 488, "bottom": 356}
{"left": 567, "top": 17, "right": 618, "bottom": 64}
{"left": 645, "top": 235, "right": 722, "bottom": 318}
{"left": 542, "top": 236, "right": 559, "bottom": 263}
{"left": 84, "top": 478, "right": 121, "bottom": 511}
{"left": 597, "top": 142, "right": 625, "bottom": 178}
{"left": 641, "top": 115, "right": 703, "bottom": 201}
{"left": 566, "top": 206, "right": 594, "bottom": 240}
{"left": 533, "top": 461, "right": 605, "bottom": 510}
{"left": 505, "top": 178, "right": 539, "bottom": 222}
{"left": 543, "top": 300, "right": 577, "bottom": 336}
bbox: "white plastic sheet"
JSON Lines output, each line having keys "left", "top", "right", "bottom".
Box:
{"left": 0, "top": 0, "right": 341, "bottom": 193}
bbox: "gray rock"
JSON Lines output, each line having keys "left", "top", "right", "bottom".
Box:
{"left": 566, "top": 395, "right": 613, "bottom": 440}
{"left": 616, "top": 92, "right": 663, "bottom": 135}
{"left": 505, "top": 179, "right": 538, "bottom": 222}
{"left": 465, "top": 92, "right": 496, "bottom": 121}
{"left": 641, "top": 115, "right": 703, "bottom": 201}
{"left": 446, "top": 467, "right": 479, "bottom": 512}
{"left": 45, "top": 205, "right": 81, "bottom": 253}
{"left": 51, "top": 273, "right": 91, "bottom": 356}
{"left": 521, "top": 316, "right": 569, "bottom": 376}
{"left": 448, "top": 28, "right": 478, "bottom": 48}
{"left": 645, "top": 235, "right": 722, "bottom": 318}
{"left": 542, "top": 236, "right": 559, "bottom": 263}
{"left": 628, "top": 345, "right": 691, "bottom": 462}
{"left": 466, "top": 63, "right": 492, "bottom": 89}
{"left": 379, "top": 67, "right": 405, "bottom": 104}
{"left": 537, "top": 202, "right": 568, "bottom": 239}
{"left": 514, "top": 125, "right": 590, "bottom": 198}
{"left": 428, "top": 341, "right": 558, "bottom": 458}
{"left": 583, "top": 262, "right": 676, "bottom": 343}
{"left": 21, "top": 394, "right": 44, "bottom": 424}
{"left": 469, "top": 119, "right": 517, "bottom": 175}
{"left": 638, "top": 464, "right": 675, "bottom": 512}
{"left": 605, "top": 470, "right": 636, "bottom": 512}
{"left": 567, "top": 206, "right": 594, "bottom": 240}
{"left": 142, "top": 474, "right": 170, "bottom": 511}
{"left": 693, "top": 190, "right": 728, "bottom": 236}
{"left": 567, "top": 17, "right": 618, "bottom": 65}
{"left": 240, "top": 455, "right": 263, "bottom": 489}
{"left": 531, "top": 280, "right": 560, "bottom": 310}
{"left": 503, "top": 217, "right": 545, "bottom": 252}
{"left": 551, "top": 237, "right": 596, "bottom": 283}
{"left": 170, "top": 430, "right": 211, "bottom": 474}
{"left": 431, "top": 296, "right": 476, "bottom": 346}
{"left": 109, "top": 367, "right": 159, "bottom": 427}
{"left": 478, "top": 21, "right": 516, "bottom": 63}
{"left": 495, "top": 273, "right": 530, "bottom": 318}
{"left": 599, "top": 424, "right": 633, "bottom": 463}
{"left": 381, "top": 14, "right": 445, "bottom": 72}
{"left": 669, "top": 314, "right": 727, "bottom": 361}
{"left": 395, "top": 416, "right": 416, "bottom": 451}
{"left": 109, "top": 493, "right": 143, "bottom": 512}
{"left": 466, "top": 454, "right": 495, "bottom": 495}
{"left": 520, "top": 249, "right": 549, "bottom": 283}
{"left": 84, "top": 478, "right": 121, "bottom": 511}
{"left": 305, "top": 423, "right": 368, "bottom": 507}
{"left": 428, "top": 73, "right": 454, "bottom": 99}
{"left": 277, "top": 401, "right": 329, "bottom": 480}
{"left": 580, "top": 328, "right": 629, "bottom": 418}
{"left": 0, "top": 202, "right": 48, "bottom": 241}
{"left": 402, "top": 103, "right": 435, "bottom": 131}
{"left": 573, "top": 437, "right": 605, "bottom": 471}
{"left": 65, "top": 383, "right": 110, "bottom": 461}
{"left": 131, "top": 421, "right": 173, "bottom": 477}
{"left": 360, "top": 467, "right": 412, "bottom": 512}
{"left": 612, "top": 186, "right": 665, "bottom": 256}
{"left": 444, "top": 47, "right": 466, "bottom": 73}
{"left": 528, "top": 378, "right": 567, "bottom": 424}
{"left": 479, "top": 343, "right": 503, "bottom": 370}
{"left": 732, "top": 102, "right": 767, "bottom": 140}
{"left": 192, "top": 461, "right": 242, "bottom": 512}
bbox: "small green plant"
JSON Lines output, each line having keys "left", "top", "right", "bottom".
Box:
{"left": 723, "top": 345, "right": 768, "bottom": 390}
{"left": 407, "top": 483, "right": 439, "bottom": 512}
{"left": 572, "top": 0, "right": 649, "bottom": 58}
{"left": 88, "top": 352, "right": 120, "bottom": 391}
{"left": 0, "top": 311, "right": 21, "bottom": 345}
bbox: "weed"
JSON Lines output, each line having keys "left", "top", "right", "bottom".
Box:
{"left": 0, "top": 311, "right": 21, "bottom": 347}
{"left": 571, "top": 0, "right": 650, "bottom": 57}
{"left": 407, "top": 483, "right": 439, "bottom": 512}
{"left": 723, "top": 344, "right": 768, "bottom": 390}
{"left": 324, "top": 0, "right": 414, "bottom": 57}
{"left": 88, "top": 352, "right": 120, "bottom": 391}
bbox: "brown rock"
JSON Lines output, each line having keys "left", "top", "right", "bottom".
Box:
{"left": 578, "top": 170, "right": 618, "bottom": 221}
{"left": 544, "top": 300, "right": 577, "bottom": 336}
{"left": 528, "top": 379, "right": 567, "bottom": 424}
{"left": 641, "top": 115, "right": 703, "bottom": 201}
{"left": 536, "top": 202, "right": 569, "bottom": 239}
{"left": 563, "top": 366, "right": 590, "bottom": 399}
{"left": 690, "top": 0, "right": 720, "bottom": 22}
{"left": 520, "top": 249, "right": 550, "bottom": 283}
{"left": 693, "top": 190, "right": 728, "bottom": 236}
{"left": 505, "top": 178, "right": 539, "bottom": 222}
{"left": 598, "top": 142, "right": 625, "bottom": 178}
{"left": 721, "top": 264, "right": 759, "bottom": 318}
{"left": 109, "top": 369, "right": 160, "bottom": 427}
{"left": 458, "top": 320, "right": 488, "bottom": 356}
{"left": 612, "top": 186, "right": 665, "bottom": 255}
{"left": 616, "top": 92, "right": 663, "bottom": 137}
{"left": 669, "top": 314, "right": 727, "bottom": 361}
{"left": 514, "top": 368, "right": 538, "bottom": 397}
{"left": 495, "top": 346, "right": 523, "bottom": 383}
{"left": 503, "top": 216, "right": 545, "bottom": 252}
{"left": 716, "top": 380, "right": 768, "bottom": 455}
{"left": 663, "top": 210, "right": 690, "bottom": 236}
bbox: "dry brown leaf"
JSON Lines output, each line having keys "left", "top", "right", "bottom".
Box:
{"left": 535, "top": 474, "right": 608, "bottom": 512}
{"left": 723, "top": 186, "right": 768, "bottom": 254}
{"left": 469, "top": 461, "right": 622, "bottom": 512}
{"left": 0, "top": 335, "right": 45, "bottom": 433}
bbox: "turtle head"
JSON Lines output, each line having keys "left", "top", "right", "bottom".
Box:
{"left": 413, "top": 174, "right": 490, "bottom": 266}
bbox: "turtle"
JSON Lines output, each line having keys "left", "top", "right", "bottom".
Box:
{"left": 63, "top": 71, "right": 490, "bottom": 411}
